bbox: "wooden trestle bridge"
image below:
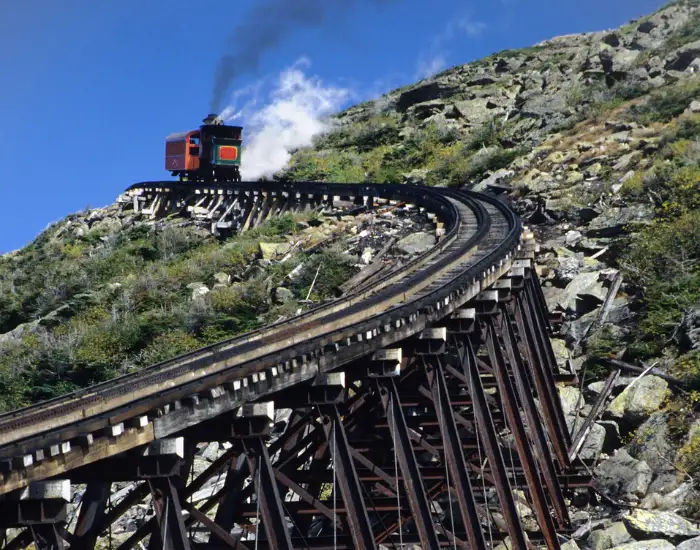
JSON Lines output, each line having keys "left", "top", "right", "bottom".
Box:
{"left": 0, "top": 181, "right": 587, "bottom": 550}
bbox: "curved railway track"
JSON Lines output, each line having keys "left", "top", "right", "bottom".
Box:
{"left": 0, "top": 182, "right": 517, "bottom": 457}
{"left": 0, "top": 181, "right": 579, "bottom": 550}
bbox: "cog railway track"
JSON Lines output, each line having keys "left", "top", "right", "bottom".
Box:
{"left": 0, "top": 181, "right": 581, "bottom": 550}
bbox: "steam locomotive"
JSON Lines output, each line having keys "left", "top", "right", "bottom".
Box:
{"left": 165, "top": 114, "right": 242, "bottom": 182}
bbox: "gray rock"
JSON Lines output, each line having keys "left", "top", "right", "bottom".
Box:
{"left": 199, "top": 441, "right": 220, "bottom": 462}
{"left": 558, "top": 385, "right": 583, "bottom": 418}
{"left": 628, "top": 413, "right": 673, "bottom": 472}
{"left": 586, "top": 205, "right": 653, "bottom": 237}
{"left": 642, "top": 482, "right": 693, "bottom": 511}
{"left": 561, "top": 308, "right": 598, "bottom": 343}
{"left": 665, "top": 39, "right": 700, "bottom": 72}
{"left": 578, "top": 422, "right": 607, "bottom": 461}
{"left": 594, "top": 449, "right": 653, "bottom": 500}
{"left": 624, "top": 509, "right": 700, "bottom": 542}
{"left": 274, "top": 287, "right": 295, "bottom": 304}
{"left": 473, "top": 168, "right": 514, "bottom": 192}
{"left": 607, "top": 376, "right": 669, "bottom": 426}
{"left": 186, "top": 282, "right": 210, "bottom": 300}
{"left": 613, "top": 151, "right": 642, "bottom": 171}
{"left": 565, "top": 230, "right": 583, "bottom": 247}
{"left": 675, "top": 307, "right": 700, "bottom": 352}
{"left": 588, "top": 376, "right": 636, "bottom": 397}
{"left": 555, "top": 256, "right": 584, "bottom": 285}
{"left": 678, "top": 535, "right": 700, "bottom": 550}
{"left": 396, "top": 232, "right": 436, "bottom": 255}
{"left": 560, "top": 271, "right": 607, "bottom": 313}
{"left": 90, "top": 216, "right": 122, "bottom": 235}
{"left": 0, "top": 320, "right": 40, "bottom": 347}
{"left": 213, "top": 272, "right": 231, "bottom": 285}
{"left": 589, "top": 521, "right": 632, "bottom": 550}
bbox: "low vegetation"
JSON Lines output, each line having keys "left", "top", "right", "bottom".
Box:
{"left": 0, "top": 214, "right": 353, "bottom": 411}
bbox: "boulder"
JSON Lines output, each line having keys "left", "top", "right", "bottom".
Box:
{"left": 473, "top": 168, "right": 514, "bottom": 192}
{"left": 560, "top": 271, "right": 607, "bottom": 313}
{"left": 186, "top": 282, "right": 209, "bottom": 300}
{"left": 90, "top": 216, "right": 122, "bottom": 235}
{"left": 586, "top": 205, "right": 654, "bottom": 237}
{"left": 624, "top": 509, "right": 700, "bottom": 542}
{"left": 594, "top": 449, "right": 652, "bottom": 500}
{"left": 565, "top": 230, "right": 583, "bottom": 247}
{"left": 274, "top": 287, "right": 294, "bottom": 304}
{"left": 578, "top": 422, "right": 607, "bottom": 461}
{"left": 589, "top": 521, "right": 632, "bottom": 550}
{"left": 558, "top": 385, "right": 582, "bottom": 417}
{"left": 550, "top": 338, "right": 570, "bottom": 366}
{"left": 200, "top": 441, "right": 220, "bottom": 462}
{"left": 675, "top": 307, "right": 700, "bottom": 352}
{"left": 613, "top": 151, "right": 642, "bottom": 171}
{"left": 642, "top": 482, "right": 693, "bottom": 511}
{"left": 678, "top": 536, "right": 700, "bottom": 549}
{"left": 519, "top": 168, "right": 558, "bottom": 193}
{"left": 588, "top": 376, "right": 636, "bottom": 397}
{"left": 0, "top": 320, "right": 40, "bottom": 347}
{"left": 397, "top": 82, "right": 459, "bottom": 112}
{"left": 607, "top": 376, "right": 669, "bottom": 426}
{"left": 259, "top": 242, "right": 291, "bottom": 260}
{"left": 213, "top": 272, "right": 231, "bottom": 285}
{"left": 627, "top": 413, "right": 673, "bottom": 472}
{"left": 396, "top": 232, "right": 436, "bottom": 255}
{"left": 361, "top": 247, "right": 373, "bottom": 265}
{"left": 566, "top": 170, "right": 585, "bottom": 185}
{"left": 665, "top": 39, "right": 700, "bottom": 72}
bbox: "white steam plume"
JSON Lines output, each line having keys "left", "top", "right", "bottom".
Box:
{"left": 219, "top": 59, "right": 350, "bottom": 180}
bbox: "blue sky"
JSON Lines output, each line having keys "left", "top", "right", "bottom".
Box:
{"left": 0, "top": 0, "right": 665, "bottom": 253}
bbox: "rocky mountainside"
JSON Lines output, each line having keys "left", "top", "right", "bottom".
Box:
{"left": 0, "top": 1, "right": 698, "bottom": 548}
{"left": 280, "top": 1, "right": 700, "bottom": 548}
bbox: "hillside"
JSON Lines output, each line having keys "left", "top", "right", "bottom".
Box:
{"left": 0, "top": 1, "right": 698, "bottom": 546}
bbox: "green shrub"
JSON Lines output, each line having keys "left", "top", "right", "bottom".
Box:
{"left": 291, "top": 247, "right": 354, "bottom": 300}
{"left": 627, "top": 80, "right": 700, "bottom": 123}
{"left": 623, "top": 210, "right": 700, "bottom": 358}
{"left": 140, "top": 329, "right": 200, "bottom": 365}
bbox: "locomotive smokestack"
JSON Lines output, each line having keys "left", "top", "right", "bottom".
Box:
{"left": 203, "top": 113, "right": 223, "bottom": 125}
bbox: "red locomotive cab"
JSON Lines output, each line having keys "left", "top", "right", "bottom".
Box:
{"left": 165, "top": 130, "right": 201, "bottom": 173}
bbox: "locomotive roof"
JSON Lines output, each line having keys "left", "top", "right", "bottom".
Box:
{"left": 165, "top": 131, "right": 195, "bottom": 141}
{"left": 166, "top": 124, "right": 243, "bottom": 142}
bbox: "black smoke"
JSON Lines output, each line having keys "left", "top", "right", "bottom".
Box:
{"left": 210, "top": 0, "right": 392, "bottom": 112}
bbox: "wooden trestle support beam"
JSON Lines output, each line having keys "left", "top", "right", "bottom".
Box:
{"left": 0, "top": 251, "right": 586, "bottom": 550}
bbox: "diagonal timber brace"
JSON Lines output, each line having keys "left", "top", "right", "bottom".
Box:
{"left": 424, "top": 356, "right": 487, "bottom": 550}
{"left": 377, "top": 377, "right": 441, "bottom": 550}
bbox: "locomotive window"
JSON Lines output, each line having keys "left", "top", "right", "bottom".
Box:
{"left": 189, "top": 136, "right": 200, "bottom": 145}
{"left": 189, "top": 146, "right": 200, "bottom": 155}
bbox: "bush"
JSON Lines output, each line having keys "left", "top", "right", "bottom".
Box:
{"left": 140, "top": 329, "right": 200, "bottom": 365}
{"left": 627, "top": 80, "right": 700, "bottom": 124}
{"left": 291, "top": 247, "right": 354, "bottom": 300}
{"left": 623, "top": 210, "right": 700, "bottom": 358}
